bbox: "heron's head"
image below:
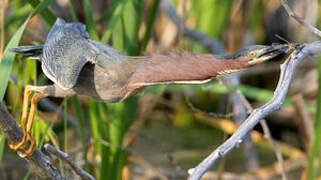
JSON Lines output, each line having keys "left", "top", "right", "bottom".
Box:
{"left": 216, "top": 44, "right": 296, "bottom": 66}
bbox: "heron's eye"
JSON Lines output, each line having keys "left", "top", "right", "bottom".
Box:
{"left": 248, "top": 51, "right": 257, "bottom": 58}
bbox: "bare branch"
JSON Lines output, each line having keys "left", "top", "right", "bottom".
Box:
{"left": 0, "top": 103, "right": 64, "bottom": 180}
{"left": 227, "top": 76, "right": 260, "bottom": 171}
{"left": 221, "top": 78, "right": 288, "bottom": 180}
{"left": 280, "top": 0, "right": 321, "bottom": 38}
{"left": 260, "top": 120, "right": 288, "bottom": 180}
{"left": 188, "top": 41, "right": 321, "bottom": 180}
{"left": 160, "top": 0, "right": 225, "bottom": 54}
{"left": 291, "top": 94, "right": 312, "bottom": 151}
{"left": 44, "top": 144, "right": 95, "bottom": 180}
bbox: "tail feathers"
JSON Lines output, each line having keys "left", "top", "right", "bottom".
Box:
{"left": 10, "top": 45, "right": 43, "bottom": 60}
{"left": 10, "top": 45, "right": 43, "bottom": 54}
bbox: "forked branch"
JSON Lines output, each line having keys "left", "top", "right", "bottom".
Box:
{"left": 188, "top": 42, "right": 321, "bottom": 180}
{"left": 44, "top": 144, "right": 95, "bottom": 180}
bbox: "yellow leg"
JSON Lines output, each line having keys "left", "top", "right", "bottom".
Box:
{"left": 18, "top": 93, "right": 47, "bottom": 158}
{"left": 26, "top": 93, "right": 47, "bottom": 133}
{"left": 9, "top": 85, "right": 47, "bottom": 158}
{"left": 9, "top": 87, "right": 32, "bottom": 151}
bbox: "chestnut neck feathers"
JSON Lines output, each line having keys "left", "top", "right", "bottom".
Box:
{"left": 125, "top": 52, "right": 251, "bottom": 90}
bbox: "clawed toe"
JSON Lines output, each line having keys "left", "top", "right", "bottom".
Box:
{"left": 9, "top": 129, "right": 27, "bottom": 151}
{"left": 9, "top": 131, "right": 36, "bottom": 158}
{"left": 17, "top": 134, "right": 36, "bottom": 158}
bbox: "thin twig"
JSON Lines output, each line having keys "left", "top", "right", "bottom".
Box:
{"left": 44, "top": 144, "right": 95, "bottom": 180}
{"left": 260, "top": 120, "right": 288, "bottom": 180}
{"left": 123, "top": 86, "right": 167, "bottom": 148}
{"left": 193, "top": 111, "right": 305, "bottom": 159}
{"left": 186, "top": 90, "right": 288, "bottom": 178}
{"left": 184, "top": 96, "right": 235, "bottom": 119}
{"left": 0, "top": 103, "right": 64, "bottom": 179}
{"left": 291, "top": 94, "right": 312, "bottom": 151}
{"left": 227, "top": 75, "right": 260, "bottom": 172}
{"left": 188, "top": 41, "right": 321, "bottom": 180}
{"left": 280, "top": 0, "right": 321, "bottom": 38}
{"left": 160, "top": 0, "right": 225, "bottom": 54}
{"left": 221, "top": 78, "right": 288, "bottom": 180}
{"left": 128, "top": 155, "right": 168, "bottom": 180}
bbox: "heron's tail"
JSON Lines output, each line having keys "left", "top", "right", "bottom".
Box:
{"left": 10, "top": 45, "right": 44, "bottom": 60}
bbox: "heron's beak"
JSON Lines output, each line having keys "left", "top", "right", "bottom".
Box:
{"left": 258, "top": 44, "right": 296, "bottom": 58}
{"left": 249, "top": 44, "right": 296, "bottom": 65}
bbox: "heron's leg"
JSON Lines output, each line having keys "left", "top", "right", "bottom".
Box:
{"left": 9, "top": 85, "right": 76, "bottom": 157}
{"left": 9, "top": 86, "right": 34, "bottom": 151}
{"left": 18, "top": 93, "right": 47, "bottom": 158}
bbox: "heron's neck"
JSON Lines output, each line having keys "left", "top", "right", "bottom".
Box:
{"left": 125, "top": 52, "right": 251, "bottom": 89}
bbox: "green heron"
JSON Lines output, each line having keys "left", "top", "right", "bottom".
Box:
{"left": 10, "top": 18, "right": 293, "bottom": 157}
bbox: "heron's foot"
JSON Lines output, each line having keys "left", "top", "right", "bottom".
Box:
{"left": 9, "top": 127, "right": 36, "bottom": 158}
{"left": 17, "top": 133, "right": 36, "bottom": 158}
{"left": 9, "top": 86, "right": 48, "bottom": 158}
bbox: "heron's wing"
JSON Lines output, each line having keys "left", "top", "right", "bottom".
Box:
{"left": 87, "top": 40, "right": 126, "bottom": 68}
{"left": 87, "top": 40, "right": 145, "bottom": 83}
{"left": 42, "top": 18, "right": 95, "bottom": 90}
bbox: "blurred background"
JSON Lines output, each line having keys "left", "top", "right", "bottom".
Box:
{"left": 1, "top": 0, "right": 321, "bottom": 179}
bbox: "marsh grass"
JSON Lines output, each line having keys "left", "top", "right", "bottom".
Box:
{"left": 307, "top": 56, "right": 321, "bottom": 179}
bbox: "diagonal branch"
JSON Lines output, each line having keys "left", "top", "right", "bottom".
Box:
{"left": 188, "top": 41, "right": 321, "bottom": 180}
{"left": 280, "top": 0, "right": 321, "bottom": 38}
{"left": 44, "top": 144, "right": 95, "bottom": 180}
{"left": 221, "top": 79, "right": 288, "bottom": 180}
{"left": 0, "top": 103, "right": 64, "bottom": 180}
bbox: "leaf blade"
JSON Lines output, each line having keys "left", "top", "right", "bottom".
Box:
{"left": 0, "top": 18, "right": 30, "bottom": 101}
